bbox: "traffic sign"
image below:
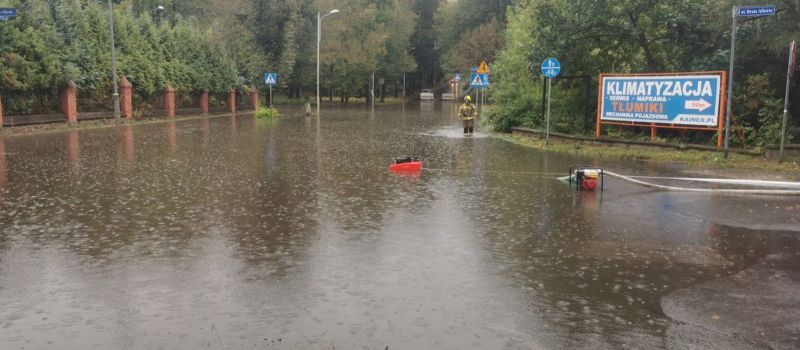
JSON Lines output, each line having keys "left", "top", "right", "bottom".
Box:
{"left": 0, "top": 8, "right": 16, "bottom": 21}
{"left": 541, "top": 58, "right": 561, "bottom": 78}
{"left": 737, "top": 6, "right": 776, "bottom": 17}
{"left": 264, "top": 72, "right": 277, "bottom": 86}
{"left": 469, "top": 73, "right": 489, "bottom": 88}
{"left": 0, "top": 8, "right": 16, "bottom": 16}
{"left": 477, "top": 61, "right": 489, "bottom": 74}
{"left": 454, "top": 73, "right": 462, "bottom": 81}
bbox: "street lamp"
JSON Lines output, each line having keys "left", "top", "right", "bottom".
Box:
{"left": 316, "top": 9, "right": 339, "bottom": 116}
{"left": 403, "top": 47, "right": 415, "bottom": 101}
{"left": 107, "top": 0, "right": 121, "bottom": 121}
{"left": 153, "top": 5, "right": 165, "bottom": 25}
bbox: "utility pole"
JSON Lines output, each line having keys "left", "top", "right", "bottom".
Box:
{"left": 316, "top": 12, "right": 321, "bottom": 116}
{"left": 316, "top": 10, "right": 339, "bottom": 116}
{"left": 780, "top": 40, "right": 797, "bottom": 161}
{"left": 108, "top": 0, "right": 120, "bottom": 121}
{"left": 723, "top": 6, "right": 737, "bottom": 158}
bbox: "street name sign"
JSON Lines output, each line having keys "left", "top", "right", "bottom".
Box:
{"left": 737, "top": 6, "right": 776, "bottom": 17}
{"left": 541, "top": 58, "right": 560, "bottom": 78}
{"left": 599, "top": 73, "right": 724, "bottom": 127}
{"left": 0, "top": 8, "right": 17, "bottom": 21}
{"left": 264, "top": 72, "right": 277, "bottom": 86}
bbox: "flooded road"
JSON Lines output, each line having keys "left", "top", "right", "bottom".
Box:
{"left": 0, "top": 104, "right": 798, "bottom": 349}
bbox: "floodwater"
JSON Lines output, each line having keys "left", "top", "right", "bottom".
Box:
{"left": 0, "top": 104, "right": 798, "bottom": 350}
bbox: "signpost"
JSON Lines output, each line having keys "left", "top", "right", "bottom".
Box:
{"left": 476, "top": 62, "right": 491, "bottom": 117}
{"left": 541, "top": 58, "right": 561, "bottom": 143}
{"left": 725, "top": 4, "right": 776, "bottom": 158}
{"left": 470, "top": 72, "right": 489, "bottom": 118}
{"left": 264, "top": 72, "right": 277, "bottom": 108}
{"left": 451, "top": 73, "right": 462, "bottom": 100}
{"left": 737, "top": 6, "right": 776, "bottom": 17}
{"left": 596, "top": 72, "right": 727, "bottom": 146}
{"left": 780, "top": 40, "right": 797, "bottom": 161}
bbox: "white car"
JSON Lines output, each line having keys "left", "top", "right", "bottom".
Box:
{"left": 420, "top": 89, "right": 435, "bottom": 101}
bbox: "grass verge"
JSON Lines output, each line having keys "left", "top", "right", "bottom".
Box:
{"left": 499, "top": 134, "right": 800, "bottom": 173}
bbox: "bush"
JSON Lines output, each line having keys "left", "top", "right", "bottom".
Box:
{"left": 255, "top": 107, "right": 280, "bottom": 118}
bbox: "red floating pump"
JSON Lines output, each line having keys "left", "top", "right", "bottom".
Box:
{"left": 581, "top": 177, "right": 598, "bottom": 191}
{"left": 390, "top": 156, "right": 422, "bottom": 172}
{"left": 569, "top": 166, "right": 604, "bottom": 192}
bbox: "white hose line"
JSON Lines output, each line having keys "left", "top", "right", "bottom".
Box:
{"left": 626, "top": 175, "right": 800, "bottom": 189}
{"left": 604, "top": 171, "right": 800, "bottom": 196}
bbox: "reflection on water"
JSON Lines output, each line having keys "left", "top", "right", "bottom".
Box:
{"left": 0, "top": 104, "right": 798, "bottom": 349}
{"left": 0, "top": 138, "right": 6, "bottom": 190}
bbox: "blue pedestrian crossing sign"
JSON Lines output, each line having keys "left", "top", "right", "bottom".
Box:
{"left": 470, "top": 73, "right": 489, "bottom": 88}
{"left": 264, "top": 72, "right": 278, "bottom": 86}
{"left": 454, "top": 73, "right": 462, "bottom": 81}
{"left": 541, "top": 58, "right": 561, "bottom": 78}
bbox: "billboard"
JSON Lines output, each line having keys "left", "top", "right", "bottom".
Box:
{"left": 598, "top": 73, "right": 725, "bottom": 127}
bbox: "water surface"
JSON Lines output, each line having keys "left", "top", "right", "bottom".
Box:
{"left": 1, "top": 104, "right": 798, "bottom": 349}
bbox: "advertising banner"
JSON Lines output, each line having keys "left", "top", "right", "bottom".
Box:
{"left": 599, "top": 73, "right": 724, "bottom": 127}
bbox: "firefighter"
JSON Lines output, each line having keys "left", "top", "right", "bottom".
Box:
{"left": 459, "top": 95, "right": 476, "bottom": 135}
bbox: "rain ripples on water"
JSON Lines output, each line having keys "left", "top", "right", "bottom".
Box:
{"left": 0, "top": 105, "right": 798, "bottom": 349}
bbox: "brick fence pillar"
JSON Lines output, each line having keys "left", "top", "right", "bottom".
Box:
{"left": 165, "top": 85, "right": 175, "bottom": 118}
{"left": 120, "top": 76, "right": 133, "bottom": 119}
{"left": 228, "top": 89, "right": 236, "bottom": 114}
{"left": 60, "top": 81, "right": 78, "bottom": 123}
{"left": 200, "top": 90, "right": 209, "bottom": 115}
{"left": 250, "top": 89, "right": 259, "bottom": 111}
{"left": 0, "top": 94, "right": 4, "bottom": 128}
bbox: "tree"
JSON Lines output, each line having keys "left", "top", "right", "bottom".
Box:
{"left": 435, "top": 0, "right": 512, "bottom": 74}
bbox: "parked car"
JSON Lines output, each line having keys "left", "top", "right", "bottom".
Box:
{"left": 420, "top": 89, "right": 435, "bottom": 101}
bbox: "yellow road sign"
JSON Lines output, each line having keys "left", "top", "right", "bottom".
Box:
{"left": 477, "top": 61, "right": 489, "bottom": 74}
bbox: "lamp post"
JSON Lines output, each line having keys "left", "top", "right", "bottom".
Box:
{"left": 153, "top": 5, "right": 165, "bottom": 25}
{"left": 107, "top": 0, "right": 120, "bottom": 121}
{"left": 402, "top": 47, "right": 415, "bottom": 101}
{"left": 316, "top": 9, "right": 339, "bottom": 116}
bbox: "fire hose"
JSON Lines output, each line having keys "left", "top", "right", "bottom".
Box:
{"left": 604, "top": 171, "right": 800, "bottom": 196}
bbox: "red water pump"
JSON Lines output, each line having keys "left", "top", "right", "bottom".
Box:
{"left": 569, "top": 166, "right": 604, "bottom": 191}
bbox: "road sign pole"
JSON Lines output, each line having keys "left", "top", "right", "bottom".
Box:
{"left": 546, "top": 77, "right": 552, "bottom": 145}
{"left": 724, "top": 6, "right": 737, "bottom": 158}
{"left": 780, "top": 41, "right": 796, "bottom": 161}
{"left": 269, "top": 86, "right": 273, "bottom": 108}
{"left": 476, "top": 88, "right": 479, "bottom": 118}
{"left": 540, "top": 57, "right": 561, "bottom": 145}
